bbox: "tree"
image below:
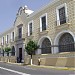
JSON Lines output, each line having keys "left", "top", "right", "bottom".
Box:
{"left": 5, "top": 47, "right": 11, "bottom": 56}
{"left": 25, "top": 40, "right": 39, "bottom": 65}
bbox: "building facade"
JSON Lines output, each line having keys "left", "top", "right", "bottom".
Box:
{"left": 0, "top": 0, "right": 75, "bottom": 64}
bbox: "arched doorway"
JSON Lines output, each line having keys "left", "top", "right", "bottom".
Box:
{"left": 59, "top": 33, "right": 74, "bottom": 52}
{"left": 41, "top": 38, "right": 51, "bottom": 54}
{"left": 11, "top": 46, "right": 15, "bottom": 56}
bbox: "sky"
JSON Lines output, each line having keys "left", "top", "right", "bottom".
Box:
{"left": 0, "top": 0, "right": 52, "bottom": 33}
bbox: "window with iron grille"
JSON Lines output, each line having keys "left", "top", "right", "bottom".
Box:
{"left": 18, "top": 27, "right": 22, "bottom": 39}
{"left": 3, "top": 37, "right": 4, "bottom": 45}
{"left": 29, "top": 22, "right": 32, "bottom": 35}
{"left": 56, "top": 3, "right": 67, "bottom": 26}
{"left": 59, "top": 7, "right": 66, "bottom": 24}
{"left": 41, "top": 16, "right": 46, "bottom": 31}
{"left": 41, "top": 38, "right": 51, "bottom": 54}
{"left": 7, "top": 35, "right": 9, "bottom": 43}
{"left": 28, "top": 21, "right": 33, "bottom": 36}
{"left": 12, "top": 32, "right": 14, "bottom": 41}
{"left": 40, "top": 13, "right": 47, "bottom": 32}
{"left": 59, "top": 33, "right": 74, "bottom": 52}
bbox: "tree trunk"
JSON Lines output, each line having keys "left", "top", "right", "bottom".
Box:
{"left": 31, "top": 54, "right": 33, "bottom": 65}
{"left": 7, "top": 52, "right": 9, "bottom": 56}
{"left": 3, "top": 50, "right": 4, "bottom": 56}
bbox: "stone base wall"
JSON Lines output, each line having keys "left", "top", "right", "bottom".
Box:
{"left": 0, "top": 56, "right": 16, "bottom": 63}
{"left": 0, "top": 52, "right": 75, "bottom": 67}
{"left": 24, "top": 55, "right": 31, "bottom": 65}
{"left": 9, "top": 56, "right": 16, "bottom": 63}
{"left": 32, "top": 52, "right": 75, "bottom": 67}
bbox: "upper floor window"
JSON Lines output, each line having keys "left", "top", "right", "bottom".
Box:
{"left": 7, "top": 35, "right": 9, "bottom": 43}
{"left": 56, "top": 3, "right": 67, "bottom": 25}
{"left": 12, "top": 32, "right": 14, "bottom": 41}
{"left": 18, "top": 27, "right": 22, "bottom": 38}
{"left": 59, "top": 7, "right": 66, "bottom": 24}
{"left": 29, "top": 23, "right": 32, "bottom": 35}
{"left": 17, "top": 24, "right": 23, "bottom": 39}
{"left": 2, "top": 37, "right": 4, "bottom": 45}
{"left": 40, "top": 13, "right": 47, "bottom": 32}
{"left": 28, "top": 21, "right": 33, "bottom": 36}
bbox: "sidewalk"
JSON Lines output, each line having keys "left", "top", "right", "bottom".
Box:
{"left": 7, "top": 62, "right": 75, "bottom": 71}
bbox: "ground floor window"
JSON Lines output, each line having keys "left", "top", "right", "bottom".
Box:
{"left": 41, "top": 38, "right": 51, "bottom": 54}
{"left": 59, "top": 33, "right": 74, "bottom": 52}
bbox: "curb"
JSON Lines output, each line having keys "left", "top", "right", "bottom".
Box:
{"left": 8, "top": 62, "right": 25, "bottom": 66}
{"left": 0, "top": 61, "right": 25, "bottom": 66}
{"left": 27, "top": 65, "right": 75, "bottom": 71}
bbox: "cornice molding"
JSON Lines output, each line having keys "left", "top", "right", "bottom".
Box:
{"left": 28, "top": 0, "right": 59, "bottom": 18}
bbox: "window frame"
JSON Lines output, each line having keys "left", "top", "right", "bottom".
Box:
{"left": 6, "top": 35, "right": 9, "bottom": 43}
{"left": 40, "top": 13, "right": 47, "bottom": 32}
{"left": 18, "top": 27, "right": 22, "bottom": 38}
{"left": 17, "top": 24, "right": 23, "bottom": 39}
{"left": 11, "top": 32, "right": 14, "bottom": 42}
{"left": 12, "top": 32, "right": 14, "bottom": 41}
{"left": 56, "top": 3, "right": 68, "bottom": 26}
{"left": 2, "top": 37, "right": 4, "bottom": 45}
{"left": 28, "top": 20, "right": 33, "bottom": 36}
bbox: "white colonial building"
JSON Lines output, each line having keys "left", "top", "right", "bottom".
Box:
{"left": 0, "top": 0, "right": 75, "bottom": 67}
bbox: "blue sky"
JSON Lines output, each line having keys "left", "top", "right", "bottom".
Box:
{"left": 0, "top": 0, "right": 52, "bottom": 33}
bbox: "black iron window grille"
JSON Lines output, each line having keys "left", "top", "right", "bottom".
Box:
{"left": 41, "top": 16, "right": 46, "bottom": 31}
{"left": 59, "top": 7, "right": 66, "bottom": 25}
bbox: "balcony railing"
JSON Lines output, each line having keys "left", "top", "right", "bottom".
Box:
{"left": 26, "top": 32, "right": 34, "bottom": 40}
{"left": 42, "top": 25, "right": 46, "bottom": 31}
{"left": 15, "top": 34, "right": 25, "bottom": 41}
{"left": 39, "top": 25, "right": 47, "bottom": 32}
{"left": 38, "top": 26, "right": 48, "bottom": 36}
{"left": 56, "top": 17, "right": 70, "bottom": 26}
{"left": 26, "top": 32, "right": 33, "bottom": 37}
